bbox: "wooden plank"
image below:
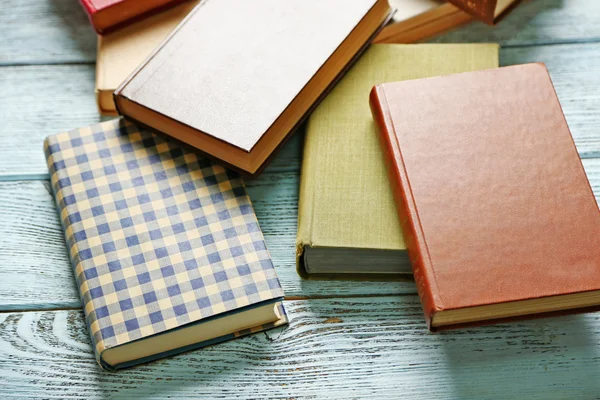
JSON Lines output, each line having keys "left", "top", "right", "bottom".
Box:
{"left": 2, "top": 42, "right": 600, "bottom": 179}
{"left": 433, "top": 0, "right": 600, "bottom": 46}
{"left": 0, "top": 172, "right": 417, "bottom": 311}
{"left": 2, "top": 298, "right": 600, "bottom": 398}
{"left": 0, "top": 180, "right": 79, "bottom": 310}
{"left": 0, "top": 65, "right": 102, "bottom": 180}
{"left": 2, "top": 0, "right": 600, "bottom": 65}
{"left": 2, "top": 157, "right": 600, "bottom": 310}
{"left": 0, "top": 0, "right": 96, "bottom": 65}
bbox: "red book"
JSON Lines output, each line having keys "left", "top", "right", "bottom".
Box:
{"left": 79, "top": 0, "right": 190, "bottom": 34}
{"left": 370, "top": 64, "right": 600, "bottom": 330}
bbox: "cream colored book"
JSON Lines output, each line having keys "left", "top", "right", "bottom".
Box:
{"left": 296, "top": 44, "right": 499, "bottom": 277}
{"left": 95, "top": 0, "right": 198, "bottom": 115}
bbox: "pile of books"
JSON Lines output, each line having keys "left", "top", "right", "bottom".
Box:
{"left": 44, "top": 0, "right": 600, "bottom": 371}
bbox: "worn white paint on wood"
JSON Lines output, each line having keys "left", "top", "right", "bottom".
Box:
{"left": 2, "top": 298, "right": 600, "bottom": 399}
{"left": 0, "top": 0, "right": 96, "bottom": 64}
{"left": 1, "top": 158, "right": 599, "bottom": 310}
{"left": 2, "top": 0, "right": 600, "bottom": 65}
{"left": 2, "top": 43, "right": 600, "bottom": 179}
{"left": 0, "top": 65, "right": 102, "bottom": 180}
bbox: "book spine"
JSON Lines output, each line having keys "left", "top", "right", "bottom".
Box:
{"left": 114, "top": 0, "right": 207, "bottom": 100}
{"left": 369, "top": 86, "right": 441, "bottom": 329}
{"left": 43, "top": 135, "right": 105, "bottom": 361}
{"left": 445, "top": 0, "right": 496, "bottom": 24}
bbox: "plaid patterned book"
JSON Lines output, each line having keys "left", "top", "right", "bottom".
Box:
{"left": 44, "top": 118, "right": 287, "bottom": 371}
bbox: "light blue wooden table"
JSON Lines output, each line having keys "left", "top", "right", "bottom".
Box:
{"left": 1, "top": 0, "right": 600, "bottom": 398}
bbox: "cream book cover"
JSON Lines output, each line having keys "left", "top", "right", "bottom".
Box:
{"left": 95, "top": 0, "right": 198, "bottom": 115}
{"left": 296, "top": 44, "right": 499, "bottom": 277}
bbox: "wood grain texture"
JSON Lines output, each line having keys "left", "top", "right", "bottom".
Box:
{"left": 0, "top": 0, "right": 96, "bottom": 65}
{"left": 1, "top": 158, "right": 599, "bottom": 310}
{"left": 2, "top": 298, "right": 600, "bottom": 399}
{"left": 1, "top": 43, "right": 600, "bottom": 179}
{"left": 0, "top": 65, "right": 102, "bottom": 180}
{"left": 2, "top": 0, "right": 600, "bottom": 65}
{"left": 0, "top": 180, "right": 79, "bottom": 310}
{"left": 432, "top": 0, "right": 600, "bottom": 46}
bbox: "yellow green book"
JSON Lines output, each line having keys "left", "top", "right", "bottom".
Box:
{"left": 296, "top": 44, "right": 499, "bottom": 277}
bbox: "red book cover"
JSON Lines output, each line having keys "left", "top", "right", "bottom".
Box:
{"left": 79, "top": 0, "right": 190, "bottom": 34}
{"left": 370, "top": 64, "right": 600, "bottom": 330}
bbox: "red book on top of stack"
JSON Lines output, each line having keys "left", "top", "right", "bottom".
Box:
{"left": 79, "top": 0, "right": 190, "bottom": 34}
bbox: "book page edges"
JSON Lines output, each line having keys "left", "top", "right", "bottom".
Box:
{"left": 99, "top": 301, "right": 287, "bottom": 370}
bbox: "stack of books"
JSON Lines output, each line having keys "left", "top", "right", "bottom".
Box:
{"left": 92, "top": 0, "right": 523, "bottom": 116}
{"left": 44, "top": 0, "right": 600, "bottom": 370}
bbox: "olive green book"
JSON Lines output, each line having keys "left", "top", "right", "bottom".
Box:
{"left": 296, "top": 44, "right": 499, "bottom": 278}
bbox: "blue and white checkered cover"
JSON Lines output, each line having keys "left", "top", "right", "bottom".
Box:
{"left": 44, "top": 118, "right": 285, "bottom": 369}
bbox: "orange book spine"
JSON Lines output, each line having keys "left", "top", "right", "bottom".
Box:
{"left": 369, "top": 86, "right": 442, "bottom": 329}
